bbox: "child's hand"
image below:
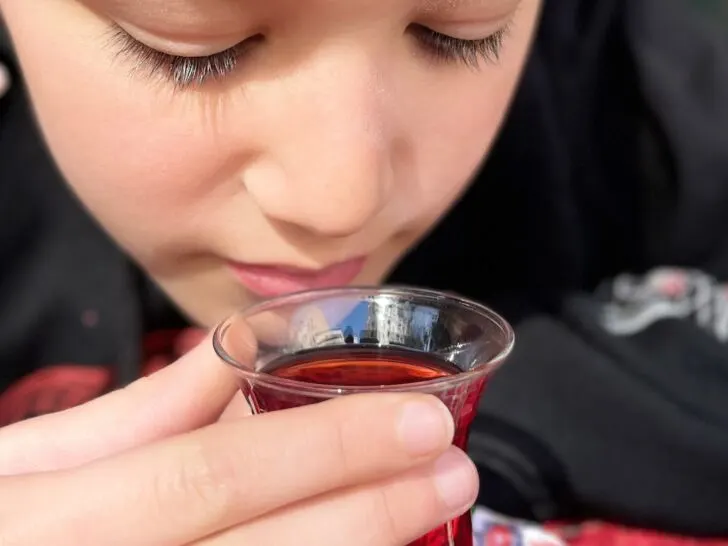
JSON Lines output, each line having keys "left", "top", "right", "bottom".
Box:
{"left": 0, "top": 338, "right": 476, "bottom": 545}
{"left": 0, "top": 334, "right": 239, "bottom": 475}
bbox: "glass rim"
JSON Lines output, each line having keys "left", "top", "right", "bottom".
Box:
{"left": 212, "top": 285, "right": 515, "bottom": 396}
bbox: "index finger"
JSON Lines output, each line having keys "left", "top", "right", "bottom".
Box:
{"left": 26, "top": 393, "right": 455, "bottom": 546}
{"left": 0, "top": 333, "right": 240, "bottom": 475}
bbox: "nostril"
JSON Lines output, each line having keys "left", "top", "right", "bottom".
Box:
{"left": 304, "top": 195, "right": 385, "bottom": 238}
{"left": 268, "top": 211, "right": 377, "bottom": 242}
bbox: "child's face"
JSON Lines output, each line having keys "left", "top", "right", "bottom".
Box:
{"left": 2, "top": 0, "right": 539, "bottom": 326}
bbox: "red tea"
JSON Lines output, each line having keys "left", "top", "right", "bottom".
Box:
{"left": 264, "top": 346, "right": 462, "bottom": 386}
{"left": 247, "top": 346, "right": 486, "bottom": 546}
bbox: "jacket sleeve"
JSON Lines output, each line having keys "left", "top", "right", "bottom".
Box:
{"left": 470, "top": 0, "right": 728, "bottom": 534}
{"left": 626, "top": 0, "right": 728, "bottom": 277}
{"left": 471, "top": 269, "right": 728, "bottom": 536}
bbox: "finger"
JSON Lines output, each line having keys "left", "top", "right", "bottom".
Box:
{"left": 196, "top": 447, "right": 479, "bottom": 546}
{"left": 0, "top": 333, "right": 240, "bottom": 475}
{"left": 218, "top": 391, "right": 253, "bottom": 421}
{"left": 20, "top": 393, "right": 455, "bottom": 546}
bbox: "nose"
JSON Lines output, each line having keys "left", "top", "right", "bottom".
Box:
{"left": 243, "top": 48, "right": 396, "bottom": 239}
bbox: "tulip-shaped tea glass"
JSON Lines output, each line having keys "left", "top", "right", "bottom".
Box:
{"left": 213, "top": 286, "right": 514, "bottom": 546}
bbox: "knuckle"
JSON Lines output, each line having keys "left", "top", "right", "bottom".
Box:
{"left": 370, "top": 486, "right": 404, "bottom": 545}
{"left": 322, "top": 415, "right": 355, "bottom": 481}
{"left": 153, "top": 438, "right": 236, "bottom": 526}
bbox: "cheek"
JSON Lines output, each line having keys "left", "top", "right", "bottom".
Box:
{"left": 407, "top": 5, "right": 538, "bottom": 216}
{"left": 5, "top": 3, "right": 233, "bottom": 257}
{"left": 407, "top": 71, "right": 524, "bottom": 221}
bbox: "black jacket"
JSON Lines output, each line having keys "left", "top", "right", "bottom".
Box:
{"left": 3, "top": 0, "right": 728, "bottom": 536}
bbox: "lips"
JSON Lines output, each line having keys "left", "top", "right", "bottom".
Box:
{"left": 229, "top": 257, "right": 366, "bottom": 298}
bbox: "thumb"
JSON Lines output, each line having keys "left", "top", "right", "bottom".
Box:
{"left": 0, "top": 333, "right": 241, "bottom": 475}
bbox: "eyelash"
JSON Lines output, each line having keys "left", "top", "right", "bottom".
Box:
{"left": 410, "top": 25, "right": 509, "bottom": 68}
{"left": 110, "top": 23, "right": 509, "bottom": 89}
{"left": 109, "top": 26, "right": 253, "bottom": 88}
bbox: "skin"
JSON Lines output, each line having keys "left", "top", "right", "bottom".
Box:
{"left": 0, "top": 341, "right": 473, "bottom": 545}
{"left": 0, "top": 0, "right": 540, "bottom": 543}
{"left": 3, "top": 0, "right": 539, "bottom": 327}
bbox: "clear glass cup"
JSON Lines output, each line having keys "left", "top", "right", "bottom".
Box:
{"left": 213, "top": 286, "right": 514, "bottom": 546}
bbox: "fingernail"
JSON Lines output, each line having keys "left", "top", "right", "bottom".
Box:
{"left": 433, "top": 448, "right": 479, "bottom": 512}
{"left": 398, "top": 399, "right": 454, "bottom": 457}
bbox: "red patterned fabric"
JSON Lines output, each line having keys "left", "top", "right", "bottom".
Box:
{"left": 0, "top": 328, "right": 203, "bottom": 426}
{"left": 472, "top": 509, "right": 728, "bottom": 546}
{"left": 555, "top": 523, "right": 728, "bottom": 546}
{"left": 0, "top": 365, "right": 112, "bottom": 426}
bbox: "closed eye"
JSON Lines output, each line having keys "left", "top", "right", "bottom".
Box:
{"left": 108, "top": 21, "right": 510, "bottom": 90}
{"left": 409, "top": 24, "right": 510, "bottom": 68}
{"left": 108, "top": 25, "right": 261, "bottom": 88}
